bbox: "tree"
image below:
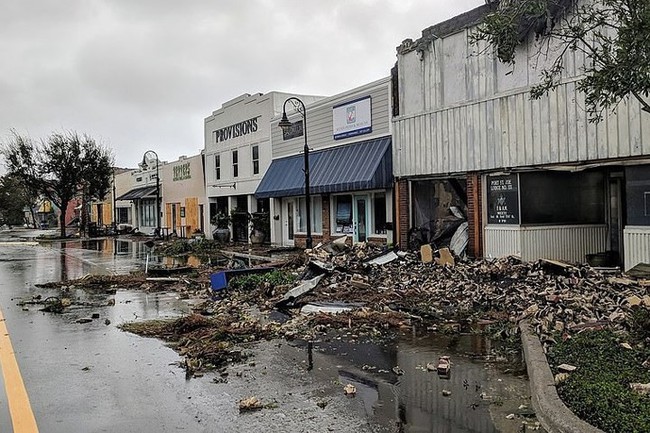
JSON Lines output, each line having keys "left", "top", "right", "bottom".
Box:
{"left": 0, "top": 174, "right": 35, "bottom": 226}
{"left": 471, "top": 0, "right": 650, "bottom": 121}
{"left": 1, "top": 130, "right": 114, "bottom": 238}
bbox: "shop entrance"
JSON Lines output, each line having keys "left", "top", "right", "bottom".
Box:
{"left": 607, "top": 172, "right": 624, "bottom": 264}
{"left": 282, "top": 199, "right": 295, "bottom": 247}
{"left": 353, "top": 195, "right": 369, "bottom": 243}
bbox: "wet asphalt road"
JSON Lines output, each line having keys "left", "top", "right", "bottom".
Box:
{"left": 0, "top": 229, "right": 536, "bottom": 433}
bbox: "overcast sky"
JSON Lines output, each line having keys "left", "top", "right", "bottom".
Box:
{"left": 0, "top": 0, "right": 483, "bottom": 169}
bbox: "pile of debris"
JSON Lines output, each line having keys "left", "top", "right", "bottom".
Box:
{"left": 272, "top": 240, "right": 650, "bottom": 351}
{"left": 116, "top": 238, "right": 649, "bottom": 375}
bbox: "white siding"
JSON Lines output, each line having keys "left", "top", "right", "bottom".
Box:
{"left": 271, "top": 78, "right": 392, "bottom": 159}
{"left": 483, "top": 226, "right": 521, "bottom": 259}
{"left": 394, "top": 11, "right": 650, "bottom": 177}
{"left": 623, "top": 227, "right": 650, "bottom": 271}
{"left": 485, "top": 225, "right": 607, "bottom": 263}
{"left": 203, "top": 92, "right": 323, "bottom": 197}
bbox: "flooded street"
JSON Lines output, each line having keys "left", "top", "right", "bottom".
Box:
{"left": 0, "top": 229, "right": 537, "bottom": 432}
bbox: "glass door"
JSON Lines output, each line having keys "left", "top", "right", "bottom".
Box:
{"left": 283, "top": 199, "right": 295, "bottom": 246}
{"left": 353, "top": 195, "right": 368, "bottom": 243}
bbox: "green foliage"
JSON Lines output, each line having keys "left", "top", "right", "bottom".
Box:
{"left": 250, "top": 211, "right": 270, "bottom": 236}
{"left": 472, "top": 0, "right": 650, "bottom": 121}
{"left": 0, "top": 174, "right": 33, "bottom": 225}
{"left": 156, "top": 240, "right": 194, "bottom": 256}
{"left": 629, "top": 307, "right": 650, "bottom": 341}
{"left": 228, "top": 270, "right": 296, "bottom": 292}
{"left": 547, "top": 330, "right": 650, "bottom": 432}
{"left": 155, "top": 239, "right": 225, "bottom": 258}
{"left": 471, "top": 0, "right": 552, "bottom": 64}
{"left": 210, "top": 212, "right": 231, "bottom": 229}
{"left": 1, "top": 130, "right": 114, "bottom": 237}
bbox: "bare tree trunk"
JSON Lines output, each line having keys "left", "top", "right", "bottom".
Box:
{"left": 80, "top": 189, "right": 88, "bottom": 237}
{"left": 29, "top": 207, "right": 37, "bottom": 228}
{"left": 59, "top": 201, "right": 67, "bottom": 238}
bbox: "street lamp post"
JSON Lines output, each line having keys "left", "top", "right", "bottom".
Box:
{"left": 142, "top": 150, "right": 161, "bottom": 237}
{"left": 278, "top": 97, "right": 312, "bottom": 249}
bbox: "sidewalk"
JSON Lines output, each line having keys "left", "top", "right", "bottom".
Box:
{"left": 520, "top": 320, "right": 604, "bottom": 433}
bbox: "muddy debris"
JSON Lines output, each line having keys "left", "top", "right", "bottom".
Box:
{"left": 238, "top": 396, "right": 263, "bottom": 412}
{"left": 343, "top": 384, "right": 357, "bottom": 396}
{"left": 81, "top": 239, "right": 647, "bottom": 377}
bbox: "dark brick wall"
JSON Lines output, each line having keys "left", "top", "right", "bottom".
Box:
{"left": 397, "top": 179, "right": 410, "bottom": 250}
{"left": 466, "top": 173, "right": 483, "bottom": 258}
{"left": 322, "top": 195, "right": 331, "bottom": 239}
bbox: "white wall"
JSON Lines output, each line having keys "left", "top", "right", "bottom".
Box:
{"left": 271, "top": 77, "right": 392, "bottom": 159}
{"left": 394, "top": 3, "right": 650, "bottom": 177}
{"left": 204, "top": 92, "right": 324, "bottom": 198}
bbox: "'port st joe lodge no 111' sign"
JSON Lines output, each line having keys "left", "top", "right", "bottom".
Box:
{"left": 487, "top": 174, "right": 520, "bottom": 224}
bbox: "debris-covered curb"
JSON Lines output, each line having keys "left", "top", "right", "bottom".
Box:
{"left": 519, "top": 320, "right": 605, "bottom": 433}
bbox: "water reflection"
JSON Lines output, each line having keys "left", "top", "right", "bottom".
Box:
{"left": 60, "top": 242, "right": 68, "bottom": 281}
{"left": 305, "top": 333, "right": 521, "bottom": 433}
{"left": 39, "top": 239, "right": 154, "bottom": 281}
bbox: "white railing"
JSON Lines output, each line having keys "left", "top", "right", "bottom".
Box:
{"left": 485, "top": 224, "right": 607, "bottom": 263}
{"left": 623, "top": 226, "right": 650, "bottom": 271}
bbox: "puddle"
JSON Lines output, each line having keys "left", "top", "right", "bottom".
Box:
{"left": 292, "top": 332, "right": 534, "bottom": 433}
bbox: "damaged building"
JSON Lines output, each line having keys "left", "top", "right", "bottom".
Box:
{"left": 393, "top": 4, "right": 650, "bottom": 269}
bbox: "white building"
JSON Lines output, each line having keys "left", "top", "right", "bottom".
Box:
{"left": 203, "top": 92, "right": 323, "bottom": 241}
{"left": 256, "top": 77, "right": 395, "bottom": 248}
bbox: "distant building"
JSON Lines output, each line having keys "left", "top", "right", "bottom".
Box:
{"left": 160, "top": 153, "right": 206, "bottom": 237}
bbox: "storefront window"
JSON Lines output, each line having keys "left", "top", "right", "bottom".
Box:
{"left": 334, "top": 195, "right": 353, "bottom": 234}
{"left": 139, "top": 199, "right": 157, "bottom": 227}
{"left": 373, "top": 193, "right": 387, "bottom": 234}
{"left": 117, "top": 208, "right": 129, "bottom": 224}
{"left": 252, "top": 145, "right": 259, "bottom": 175}
{"left": 298, "top": 196, "right": 322, "bottom": 233}
{"left": 520, "top": 171, "right": 604, "bottom": 225}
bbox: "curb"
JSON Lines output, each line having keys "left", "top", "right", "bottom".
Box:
{"left": 519, "top": 320, "right": 605, "bottom": 433}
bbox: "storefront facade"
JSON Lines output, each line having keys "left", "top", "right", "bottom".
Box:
{"left": 160, "top": 153, "right": 206, "bottom": 237}
{"left": 394, "top": 4, "right": 650, "bottom": 268}
{"left": 90, "top": 168, "right": 134, "bottom": 229}
{"left": 204, "top": 92, "right": 323, "bottom": 241}
{"left": 115, "top": 164, "right": 163, "bottom": 235}
{"left": 256, "top": 77, "right": 394, "bottom": 248}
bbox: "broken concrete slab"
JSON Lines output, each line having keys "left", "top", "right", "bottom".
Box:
{"left": 629, "top": 383, "right": 650, "bottom": 396}
{"left": 365, "top": 251, "right": 398, "bottom": 266}
{"left": 300, "top": 302, "right": 364, "bottom": 315}
{"left": 435, "top": 248, "right": 455, "bottom": 267}
{"left": 277, "top": 275, "right": 324, "bottom": 306}
{"left": 557, "top": 364, "right": 577, "bottom": 373}
{"left": 420, "top": 244, "right": 433, "bottom": 263}
{"left": 309, "top": 259, "right": 334, "bottom": 273}
{"left": 626, "top": 295, "right": 642, "bottom": 307}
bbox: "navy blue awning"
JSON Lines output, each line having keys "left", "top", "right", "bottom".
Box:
{"left": 255, "top": 136, "right": 392, "bottom": 199}
{"left": 116, "top": 186, "right": 157, "bottom": 201}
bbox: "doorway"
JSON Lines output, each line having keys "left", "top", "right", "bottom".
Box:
{"left": 353, "top": 195, "right": 369, "bottom": 243}
{"left": 282, "top": 199, "right": 295, "bottom": 246}
{"left": 608, "top": 171, "right": 624, "bottom": 264}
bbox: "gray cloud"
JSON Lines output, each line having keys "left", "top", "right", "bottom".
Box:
{"left": 0, "top": 0, "right": 483, "bottom": 167}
